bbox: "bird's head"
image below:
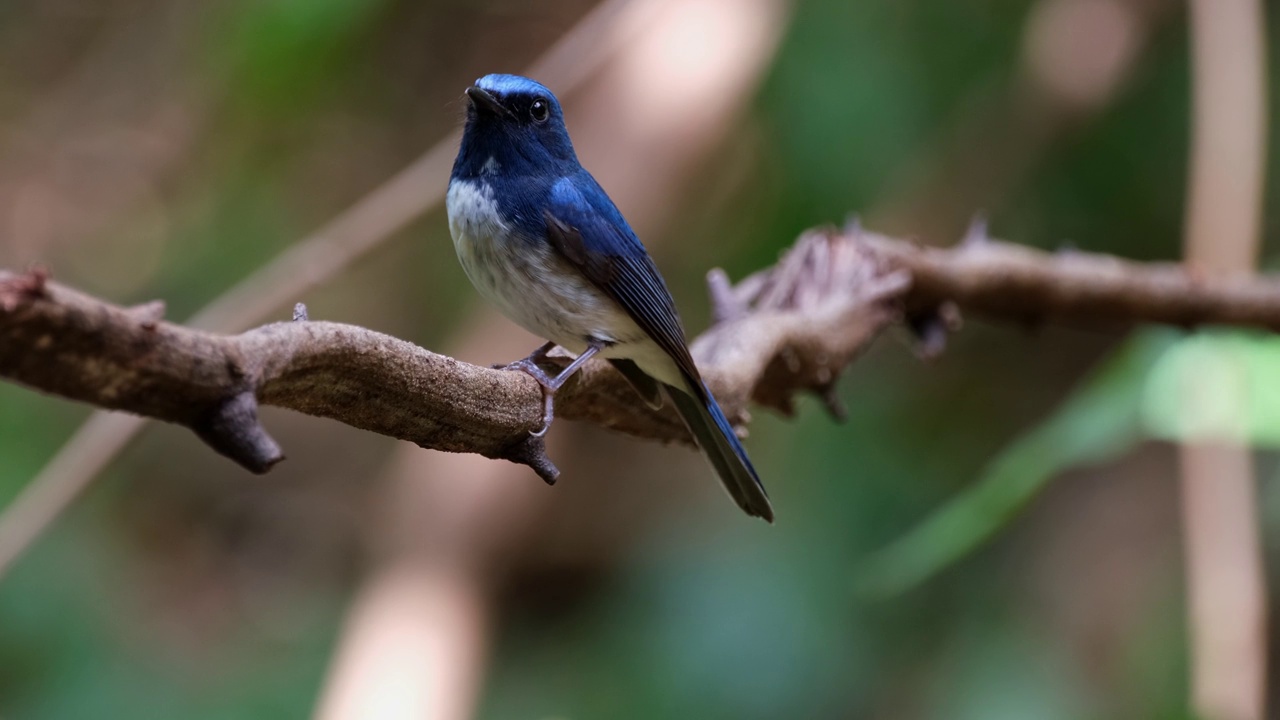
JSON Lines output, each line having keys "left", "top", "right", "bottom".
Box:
{"left": 453, "top": 74, "right": 578, "bottom": 179}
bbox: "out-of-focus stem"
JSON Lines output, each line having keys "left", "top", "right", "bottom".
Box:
{"left": 1179, "top": 1, "right": 1269, "bottom": 718}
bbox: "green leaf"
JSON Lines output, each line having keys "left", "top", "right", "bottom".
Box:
{"left": 1143, "top": 330, "right": 1280, "bottom": 445}
{"left": 856, "top": 330, "right": 1178, "bottom": 598}
{"left": 211, "top": 0, "right": 389, "bottom": 112}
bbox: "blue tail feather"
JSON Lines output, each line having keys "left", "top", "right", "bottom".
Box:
{"left": 666, "top": 380, "right": 773, "bottom": 522}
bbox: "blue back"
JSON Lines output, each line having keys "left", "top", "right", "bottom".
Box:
{"left": 453, "top": 73, "right": 702, "bottom": 391}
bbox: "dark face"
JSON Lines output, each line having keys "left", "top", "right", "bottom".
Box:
{"left": 452, "top": 74, "right": 578, "bottom": 180}
{"left": 465, "top": 86, "right": 551, "bottom": 126}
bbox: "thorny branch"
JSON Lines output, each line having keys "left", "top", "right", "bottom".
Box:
{"left": 5, "top": 221, "right": 1280, "bottom": 481}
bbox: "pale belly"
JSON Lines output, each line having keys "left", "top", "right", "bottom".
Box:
{"left": 446, "top": 179, "right": 681, "bottom": 384}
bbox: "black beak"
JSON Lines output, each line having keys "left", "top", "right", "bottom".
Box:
{"left": 466, "top": 86, "right": 511, "bottom": 118}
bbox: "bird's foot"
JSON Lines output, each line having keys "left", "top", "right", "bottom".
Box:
{"left": 497, "top": 340, "right": 603, "bottom": 439}
{"left": 500, "top": 357, "right": 558, "bottom": 437}
{"left": 491, "top": 340, "right": 556, "bottom": 372}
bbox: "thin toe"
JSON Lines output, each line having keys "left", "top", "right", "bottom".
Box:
{"left": 501, "top": 358, "right": 557, "bottom": 389}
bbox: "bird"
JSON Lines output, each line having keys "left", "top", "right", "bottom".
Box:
{"left": 445, "top": 73, "right": 773, "bottom": 522}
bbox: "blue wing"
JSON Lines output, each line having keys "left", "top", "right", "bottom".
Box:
{"left": 544, "top": 174, "right": 703, "bottom": 393}
{"left": 544, "top": 174, "right": 773, "bottom": 521}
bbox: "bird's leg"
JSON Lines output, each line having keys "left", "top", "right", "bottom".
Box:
{"left": 501, "top": 340, "right": 605, "bottom": 437}
{"left": 495, "top": 341, "right": 556, "bottom": 377}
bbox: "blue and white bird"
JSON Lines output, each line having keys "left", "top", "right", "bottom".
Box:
{"left": 446, "top": 73, "right": 773, "bottom": 522}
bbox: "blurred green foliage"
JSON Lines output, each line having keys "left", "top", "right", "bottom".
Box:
{"left": 858, "top": 330, "right": 1177, "bottom": 599}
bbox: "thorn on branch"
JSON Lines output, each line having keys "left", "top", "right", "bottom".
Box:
{"left": 501, "top": 433, "right": 560, "bottom": 485}
{"left": 961, "top": 214, "right": 990, "bottom": 248}
{"left": 0, "top": 267, "right": 49, "bottom": 312}
{"left": 191, "top": 391, "right": 284, "bottom": 474}
{"left": 13, "top": 215, "right": 1280, "bottom": 504}
{"left": 843, "top": 213, "right": 863, "bottom": 238}
{"left": 910, "top": 316, "right": 949, "bottom": 359}
{"left": 26, "top": 265, "right": 50, "bottom": 291}
{"left": 862, "top": 270, "right": 913, "bottom": 305}
{"left": 707, "top": 268, "right": 745, "bottom": 324}
{"left": 127, "top": 300, "right": 166, "bottom": 330}
{"left": 293, "top": 303, "right": 309, "bottom": 322}
{"left": 815, "top": 382, "right": 848, "bottom": 422}
{"left": 907, "top": 302, "right": 962, "bottom": 359}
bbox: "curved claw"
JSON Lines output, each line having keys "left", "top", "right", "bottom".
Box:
{"left": 502, "top": 357, "right": 558, "bottom": 387}
{"left": 498, "top": 340, "right": 602, "bottom": 440}
{"left": 503, "top": 359, "right": 558, "bottom": 438}
{"left": 529, "top": 385, "right": 555, "bottom": 437}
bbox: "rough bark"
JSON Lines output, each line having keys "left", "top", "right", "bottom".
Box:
{"left": 6, "top": 223, "right": 1280, "bottom": 481}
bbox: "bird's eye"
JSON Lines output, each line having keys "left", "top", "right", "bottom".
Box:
{"left": 530, "top": 98, "right": 550, "bottom": 123}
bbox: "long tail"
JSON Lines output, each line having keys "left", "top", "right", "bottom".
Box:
{"left": 666, "top": 380, "right": 774, "bottom": 522}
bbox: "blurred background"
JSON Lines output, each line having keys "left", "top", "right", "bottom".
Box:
{"left": 1, "top": 0, "right": 1278, "bottom": 718}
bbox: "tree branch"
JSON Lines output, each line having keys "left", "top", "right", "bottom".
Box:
{"left": 6, "top": 223, "right": 1280, "bottom": 481}
{"left": 860, "top": 218, "right": 1280, "bottom": 331}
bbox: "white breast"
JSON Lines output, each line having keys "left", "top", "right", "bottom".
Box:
{"left": 446, "top": 179, "right": 507, "bottom": 252}
{"left": 445, "top": 179, "right": 683, "bottom": 386}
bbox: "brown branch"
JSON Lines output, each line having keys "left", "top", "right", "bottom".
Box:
{"left": 0, "top": 0, "right": 649, "bottom": 584}
{"left": 0, "top": 231, "right": 903, "bottom": 481}
{"left": 857, "top": 218, "right": 1280, "bottom": 331}
{"left": 7, "top": 225, "right": 1280, "bottom": 481}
